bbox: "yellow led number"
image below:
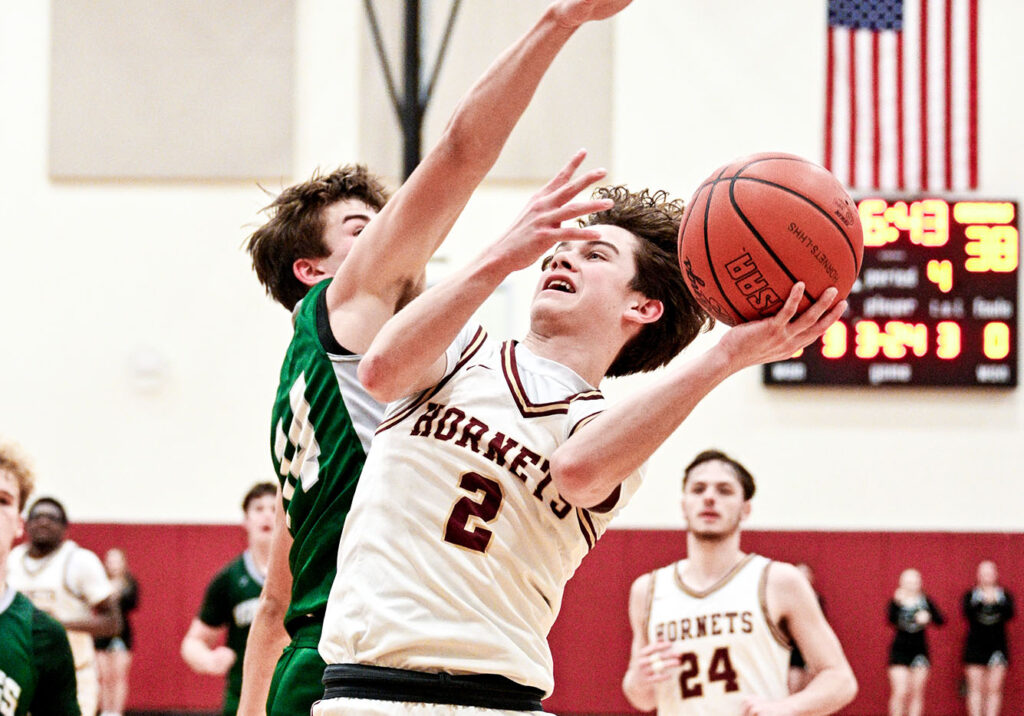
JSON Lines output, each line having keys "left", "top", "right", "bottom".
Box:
{"left": 443, "top": 472, "right": 503, "bottom": 553}
{"left": 678, "top": 647, "right": 739, "bottom": 698}
{"left": 984, "top": 323, "right": 1012, "bottom": 360}
{"left": 964, "top": 226, "right": 1019, "bottom": 272}
{"left": 936, "top": 322, "right": 962, "bottom": 360}
{"left": 855, "top": 321, "right": 927, "bottom": 359}
{"left": 821, "top": 321, "right": 848, "bottom": 358}
{"left": 954, "top": 201, "right": 1019, "bottom": 273}
{"left": 859, "top": 199, "right": 950, "bottom": 247}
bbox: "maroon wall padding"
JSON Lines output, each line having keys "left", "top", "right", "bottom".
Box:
{"left": 67, "top": 523, "right": 246, "bottom": 712}
{"left": 62, "top": 525, "right": 1021, "bottom": 714}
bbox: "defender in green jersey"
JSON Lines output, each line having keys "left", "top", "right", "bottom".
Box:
{"left": 241, "top": 166, "right": 394, "bottom": 716}
{"left": 181, "top": 483, "right": 275, "bottom": 716}
{"left": 0, "top": 442, "right": 80, "bottom": 716}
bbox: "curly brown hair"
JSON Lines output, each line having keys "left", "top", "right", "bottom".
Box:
{"left": 0, "top": 442, "right": 36, "bottom": 511}
{"left": 581, "top": 186, "right": 714, "bottom": 377}
{"left": 246, "top": 165, "right": 391, "bottom": 310}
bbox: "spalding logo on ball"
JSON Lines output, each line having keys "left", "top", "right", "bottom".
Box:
{"left": 677, "top": 152, "right": 864, "bottom": 326}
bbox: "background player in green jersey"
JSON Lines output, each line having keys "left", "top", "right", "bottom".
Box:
{"left": 239, "top": 2, "right": 645, "bottom": 713}
{"left": 0, "top": 442, "right": 80, "bottom": 716}
{"left": 181, "top": 482, "right": 275, "bottom": 716}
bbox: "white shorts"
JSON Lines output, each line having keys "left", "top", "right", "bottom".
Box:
{"left": 313, "top": 697, "right": 545, "bottom": 716}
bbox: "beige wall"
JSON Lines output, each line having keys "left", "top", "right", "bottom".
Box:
{"left": 1, "top": 1, "right": 1021, "bottom": 529}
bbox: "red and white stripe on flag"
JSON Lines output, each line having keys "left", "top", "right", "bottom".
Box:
{"left": 825, "top": 0, "right": 978, "bottom": 192}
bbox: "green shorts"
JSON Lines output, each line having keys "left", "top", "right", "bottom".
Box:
{"left": 267, "top": 626, "right": 326, "bottom": 716}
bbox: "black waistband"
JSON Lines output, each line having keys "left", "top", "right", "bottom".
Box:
{"left": 322, "top": 663, "right": 545, "bottom": 712}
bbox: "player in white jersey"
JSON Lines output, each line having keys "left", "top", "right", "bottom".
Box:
{"left": 323, "top": 324, "right": 643, "bottom": 699}
{"left": 7, "top": 497, "right": 119, "bottom": 716}
{"left": 316, "top": 62, "right": 846, "bottom": 716}
{"left": 622, "top": 451, "right": 857, "bottom": 715}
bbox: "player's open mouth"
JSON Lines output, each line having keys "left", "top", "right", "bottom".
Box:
{"left": 543, "top": 277, "right": 576, "bottom": 293}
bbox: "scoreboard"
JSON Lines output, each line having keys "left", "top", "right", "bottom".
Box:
{"left": 764, "top": 198, "right": 1019, "bottom": 387}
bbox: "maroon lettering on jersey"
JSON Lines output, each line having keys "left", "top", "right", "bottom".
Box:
{"left": 411, "top": 402, "right": 443, "bottom": 437}
{"left": 434, "top": 407, "right": 466, "bottom": 441}
{"left": 453, "top": 417, "right": 489, "bottom": 452}
{"left": 509, "top": 447, "right": 541, "bottom": 483}
{"left": 484, "top": 432, "right": 519, "bottom": 466}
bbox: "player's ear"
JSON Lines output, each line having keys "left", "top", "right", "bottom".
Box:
{"left": 626, "top": 296, "right": 663, "bottom": 325}
{"left": 739, "top": 500, "right": 752, "bottom": 523}
{"left": 293, "top": 257, "right": 331, "bottom": 287}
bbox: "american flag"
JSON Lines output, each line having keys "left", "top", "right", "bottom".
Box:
{"left": 825, "top": 0, "right": 979, "bottom": 192}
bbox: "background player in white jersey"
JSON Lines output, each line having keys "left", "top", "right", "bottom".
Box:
{"left": 239, "top": 0, "right": 668, "bottom": 713}
{"left": 6, "top": 496, "right": 119, "bottom": 716}
{"left": 622, "top": 450, "right": 856, "bottom": 715}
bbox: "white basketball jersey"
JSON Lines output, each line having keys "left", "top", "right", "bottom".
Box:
{"left": 7, "top": 540, "right": 114, "bottom": 669}
{"left": 645, "top": 554, "right": 790, "bottom": 714}
{"left": 320, "top": 326, "right": 644, "bottom": 695}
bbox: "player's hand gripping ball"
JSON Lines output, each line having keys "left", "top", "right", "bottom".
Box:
{"left": 677, "top": 152, "right": 864, "bottom": 325}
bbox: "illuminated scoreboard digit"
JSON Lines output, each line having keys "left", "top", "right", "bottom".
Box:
{"left": 763, "top": 198, "right": 1019, "bottom": 387}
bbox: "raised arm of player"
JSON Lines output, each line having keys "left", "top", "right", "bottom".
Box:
{"left": 739, "top": 563, "right": 857, "bottom": 716}
{"left": 622, "top": 572, "right": 684, "bottom": 711}
{"left": 358, "top": 154, "right": 612, "bottom": 400}
{"left": 237, "top": 491, "right": 293, "bottom": 716}
{"left": 327, "top": 0, "right": 634, "bottom": 354}
{"left": 549, "top": 285, "right": 847, "bottom": 507}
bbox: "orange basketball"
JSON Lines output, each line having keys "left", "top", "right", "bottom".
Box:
{"left": 677, "top": 152, "right": 863, "bottom": 326}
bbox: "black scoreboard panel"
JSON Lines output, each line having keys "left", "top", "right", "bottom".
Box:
{"left": 764, "top": 198, "right": 1019, "bottom": 387}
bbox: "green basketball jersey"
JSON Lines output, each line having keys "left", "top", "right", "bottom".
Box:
{"left": 270, "top": 279, "right": 384, "bottom": 634}
{"left": 198, "top": 552, "right": 264, "bottom": 716}
{"left": 0, "top": 587, "right": 80, "bottom": 716}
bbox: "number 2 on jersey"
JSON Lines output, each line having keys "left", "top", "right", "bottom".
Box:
{"left": 443, "top": 471, "right": 504, "bottom": 553}
{"left": 679, "top": 647, "right": 739, "bottom": 698}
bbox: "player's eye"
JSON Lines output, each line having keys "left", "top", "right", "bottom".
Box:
{"left": 587, "top": 250, "right": 606, "bottom": 260}
{"left": 541, "top": 255, "right": 553, "bottom": 270}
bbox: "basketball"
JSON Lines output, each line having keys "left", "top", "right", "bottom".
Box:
{"left": 677, "top": 152, "right": 863, "bottom": 326}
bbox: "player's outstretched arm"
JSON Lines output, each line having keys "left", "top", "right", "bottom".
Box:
{"left": 741, "top": 563, "right": 857, "bottom": 716}
{"left": 238, "top": 494, "right": 293, "bottom": 716}
{"left": 551, "top": 284, "right": 846, "bottom": 507}
{"left": 622, "top": 573, "right": 681, "bottom": 711}
{"left": 359, "top": 154, "right": 611, "bottom": 401}
{"left": 327, "top": 0, "right": 634, "bottom": 354}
